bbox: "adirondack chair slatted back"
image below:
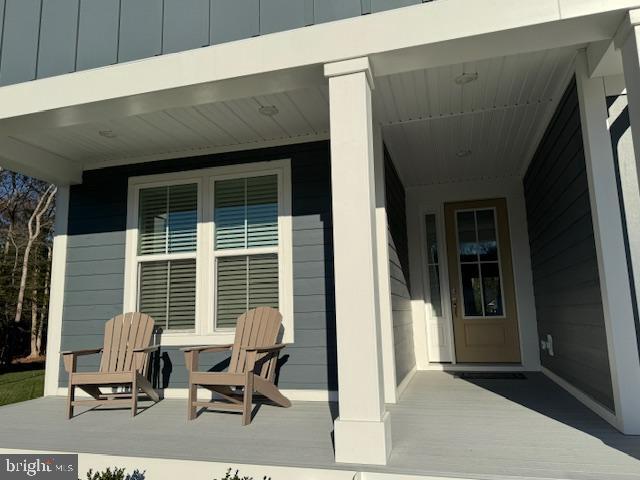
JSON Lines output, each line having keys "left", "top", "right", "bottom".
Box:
{"left": 99, "top": 313, "right": 155, "bottom": 374}
{"left": 228, "top": 307, "right": 282, "bottom": 380}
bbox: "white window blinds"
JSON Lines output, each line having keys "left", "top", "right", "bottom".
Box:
{"left": 137, "top": 183, "right": 198, "bottom": 331}
{"left": 138, "top": 183, "right": 197, "bottom": 255}
{"left": 214, "top": 175, "right": 278, "bottom": 249}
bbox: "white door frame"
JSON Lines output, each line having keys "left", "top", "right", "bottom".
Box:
{"left": 407, "top": 177, "right": 540, "bottom": 371}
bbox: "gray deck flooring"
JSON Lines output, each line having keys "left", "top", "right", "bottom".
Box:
{"left": 1, "top": 372, "right": 640, "bottom": 479}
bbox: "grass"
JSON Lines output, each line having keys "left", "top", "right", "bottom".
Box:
{"left": 0, "top": 368, "right": 44, "bottom": 406}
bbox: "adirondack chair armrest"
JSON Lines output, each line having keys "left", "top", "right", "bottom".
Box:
{"left": 61, "top": 348, "right": 102, "bottom": 373}
{"left": 132, "top": 344, "right": 160, "bottom": 354}
{"left": 241, "top": 343, "right": 287, "bottom": 353}
{"left": 181, "top": 344, "right": 233, "bottom": 353}
{"left": 61, "top": 348, "right": 103, "bottom": 356}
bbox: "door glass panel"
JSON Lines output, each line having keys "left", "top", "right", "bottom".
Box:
{"left": 481, "top": 262, "right": 503, "bottom": 316}
{"left": 455, "top": 207, "right": 505, "bottom": 318}
{"left": 460, "top": 263, "right": 483, "bottom": 316}
{"left": 476, "top": 209, "right": 498, "bottom": 261}
{"left": 456, "top": 211, "right": 477, "bottom": 262}
{"left": 424, "top": 214, "right": 442, "bottom": 317}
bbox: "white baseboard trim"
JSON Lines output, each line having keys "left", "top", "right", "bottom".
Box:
{"left": 422, "top": 363, "right": 532, "bottom": 372}
{"left": 54, "top": 387, "right": 338, "bottom": 402}
{"left": 541, "top": 366, "right": 620, "bottom": 430}
{"left": 395, "top": 366, "right": 417, "bottom": 399}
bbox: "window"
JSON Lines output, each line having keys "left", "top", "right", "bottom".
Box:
{"left": 213, "top": 175, "right": 280, "bottom": 329}
{"left": 136, "top": 183, "right": 198, "bottom": 331}
{"left": 124, "top": 160, "right": 293, "bottom": 345}
{"left": 424, "top": 214, "right": 442, "bottom": 317}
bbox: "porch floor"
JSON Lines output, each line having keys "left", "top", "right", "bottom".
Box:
{"left": 1, "top": 372, "right": 640, "bottom": 480}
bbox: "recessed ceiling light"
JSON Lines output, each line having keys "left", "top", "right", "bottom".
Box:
{"left": 456, "top": 149, "right": 472, "bottom": 158}
{"left": 98, "top": 130, "right": 117, "bottom": 139}
{"left": 454, "top": 72, "right": 479, "bottom": 85}
{"left": 258, "top": 105, "right": 279, "bottom": 117}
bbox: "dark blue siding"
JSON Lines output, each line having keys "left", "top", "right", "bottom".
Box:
{"left": 0, "top": 0, "right": 434, "bottom": 86}
{"left": 523, "top": 79, "right": 614, "bottom": 411}
{"left": 59, "top": 141, "right": 337, "bottom": 391}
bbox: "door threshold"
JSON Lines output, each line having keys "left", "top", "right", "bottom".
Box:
{"left": 423, "top": 363, "right": 528, "bottom": 372}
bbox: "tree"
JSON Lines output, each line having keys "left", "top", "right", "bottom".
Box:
{"left": 0, "top": 168, "right": 55, "bottom": 367}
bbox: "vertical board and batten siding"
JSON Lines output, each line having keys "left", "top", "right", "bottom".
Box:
{"left": 75, "top": 0, "right": 120, "bottom": 71}
{"left": 59, "top": 141, "right": 337, "bottom": 391}
{"left": 0, "top": 0, "right": 434, "bottom": 86}
{"left": 118, "top": 0, "right": 163, "bottom": 63}
{"left": 523, "top": 79, "right": 614, "bottom": 411}
{"left": 384, "top": 146, "right": 415, "bottom": 385}
{"left": 0, "top": 0, "right": 41, "bottom": 86}
{"left": 36, "top": 0, "right": 79, "bottom": 79}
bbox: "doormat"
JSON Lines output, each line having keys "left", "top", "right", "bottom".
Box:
{"left": 456, "top": 372, "right": 527, "bottom": 380}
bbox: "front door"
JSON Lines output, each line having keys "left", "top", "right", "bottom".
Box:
{"left": 444, "top": 198, "right": 521, "bottom": 363}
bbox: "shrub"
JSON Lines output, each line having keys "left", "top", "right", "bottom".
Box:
{"left": 82, "top": 467, "right": 145, "bottom": 480}
{"left": 214, "top": 468, "right": 271, "bottom": 480}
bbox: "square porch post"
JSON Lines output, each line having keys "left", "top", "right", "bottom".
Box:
{"left": 575, "top": 51, "right": 640, "bottom": 434}
{"left": 324, "top": 57, "right": 391, "bottom": 465}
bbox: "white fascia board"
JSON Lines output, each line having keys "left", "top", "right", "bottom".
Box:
{"left": 559, "top": 0, "right": 640, "bottom": 19}
{"left": 0, "top": 0, "right": 564, "bottom": 130}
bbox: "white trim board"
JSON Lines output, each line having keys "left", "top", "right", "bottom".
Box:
{"left": 54, "top": 388, "right": 337, "bottom": 403}
{"left": 43, "top": 186, "right": 70, "bottom": 397}
{"left": 396, "top": 366, "right": 417, "bottom": 400}
{"left": 422, "top": 364, "right": 532, "bottom": 372}
{"left": 541, "top": 367, "right": 618, "bottom": 430}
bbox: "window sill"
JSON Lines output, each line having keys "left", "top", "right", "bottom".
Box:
{"left": 156, "top": 332, "right": 236, "bottom": 347}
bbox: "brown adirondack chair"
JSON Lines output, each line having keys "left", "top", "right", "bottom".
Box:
{"left": 183, "top": 306, "right": 291, "bottom": 425}
{"left": 62, "top": 312, "right": 160, "bottom": 418}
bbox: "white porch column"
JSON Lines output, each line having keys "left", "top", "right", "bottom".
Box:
{"left": 616, "top": 9, "right": 640, "bottom": 190}
{"left": 325, "top": 57, "right": 391, "bottom": 464}
{"left": 43, "top": 185, "right": 70, "bottom": 396}
{"left": 575, "top": 52, "right": 640, "bottom": 434}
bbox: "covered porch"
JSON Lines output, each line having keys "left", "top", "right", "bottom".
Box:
{"left": 2, "top": 371, "right": 640, "bottom": 480}
{"left": 2, "top": 0, "right": 640, "bottom": 473}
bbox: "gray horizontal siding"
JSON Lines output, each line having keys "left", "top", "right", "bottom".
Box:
{"left": 59, "top": 141, "right": 337, "bottom": 391}
{"left": 384, "top": 145, "right": 415, "bottom": 385}
{"left": 0, "top": 0, "right": 434, "bottom": 86}
{"left": 523, "top": 78, "right": 614, "bottom": 411}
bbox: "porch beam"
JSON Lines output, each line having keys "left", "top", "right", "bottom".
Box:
{"left": 325, "top": 57, "right": 391, "bottom": 465}
{"left": 615, "top": 9, "right": 640, "bottom": 191}
{"left": 575, "top": 51, "right": 640, "bottom": 434}
{"left": 0, "top": 137, "right": 82, "bottom": 185}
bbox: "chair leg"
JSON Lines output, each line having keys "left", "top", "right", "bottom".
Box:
{"left": 66, "top": 377, "right": 75, "bottom": 419}
{"left": 242, "top": 372, "right": 254, "bottom": 426}
{"left": 188, "top": 379, "right": 197, "bottom": 420}
{"left": 131, "top": 375, "right": 138, "bottom": 417}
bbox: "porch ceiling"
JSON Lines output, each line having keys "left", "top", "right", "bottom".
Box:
{"left": 379, "top": 46, "right": 578, "bottom": 186}
{"left": 11, "top": 86, "right": 330, "bottom": 169}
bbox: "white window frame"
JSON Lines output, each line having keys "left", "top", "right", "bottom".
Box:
{"left": 124, "top": 159, "right": 294, "bottom": 346}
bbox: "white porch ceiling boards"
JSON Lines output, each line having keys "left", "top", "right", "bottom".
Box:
{"left": 11, "top": 86, "right": 330, "bottom": 168}
{"left": 377, "top": 47, "right": 578, "bottom": 186}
